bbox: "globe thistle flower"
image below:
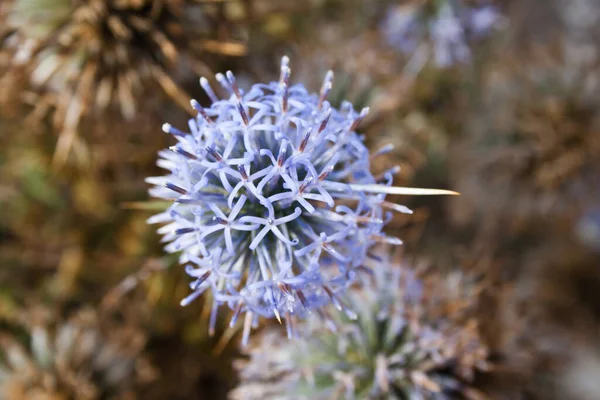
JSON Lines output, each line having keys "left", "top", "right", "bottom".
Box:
{"left": 382, "top": 0, "right": 501, "bottom": 67}
{"left": 0, "top": 307, "right": 156, "bottom": 399}
{"left": 0, "top": 0, "right": 245, "bottom": 164}
{"left": 231, "top": 253, "right": 489, "bottom": 399}
{"left": 147, "top": 57, "right": 457, "bottom": 344}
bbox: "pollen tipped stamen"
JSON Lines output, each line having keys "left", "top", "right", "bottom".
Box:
{"left": 318, "top": 165, "right": 334, "bottom": 181}
{"left": 375, "top": 166, "right": 401, "bottom": 182}
{"left": 277, "top": 282, "right": 292, "bottom": 296}
{"left": 318, "top": 71, "right": 334, "bottom": 109}
{"left": 230, "top": 300, "right": 244, "bottom": 328}
{"left": 355, "top": 216, "right": 384, "bottom": 224}
{"left": 381, "top": 200, "right": 413, "bottom": 214}
{"left": 356, "top": 265, "right": 375, "bottom": 277}
{"left": 238, "top": 164, "right": 249, "bottom": 180}
{"left": 279, "top": 56, "right": 290, "bottom": 85}
{"left": 163, "top": 182, "right": 188, "bottom": 195}
{"left": 318, "top": 110, "right": 331, "bottom": 134}
{"left": 174, "top": 198, "right": 204, "bottom": 205}
{"left": 371, "top": 144, "right": 395, "bottom": 160}
{"left": 367, "top": 252, "right": 383, "bottom": 261}
{"left": 299, "top": 178, "right": 313, "bottom": 194}
{"left": 277, "top": 148, "right": 287, "bottom": 167}
{"left": 350, "top": 107, "right": 370, "bottom": 131}
{"left": 205, "top": 146, "right": 223, "bottom": 162}
{"left": 190, "top": 99, "right": 213, "bottom": 124}
{"left": 296, "top": 289, "right": 309, "bottom": 309}
{"left": 322, "top": 242, "right": 334, "bottom": 252}
{"left": 162, "top": 123, "right": 186, "bottom": 137}
{"left": 323, "top": 285, "right": 356, "bottom": 319}
{"left": 216, "top": 73, "right": 232, "bottom": 94}
{"left": 170, "top": 146, "right": 197, "bottom": 160}
{"left": 370, "top": 234, "right": 403, "bottom": 245}
{"left": 299, "top": 128, "right": 312, "bottom": 152}
{"left": 213, "top": 216, "right": 228, "bottom": 225}
{"left": 323, "top": 285, "right": 341, "bottom": 311}
{"left": 199, "top": 77, "right": 219, "bottom": 103}
{"left": 226, "top": 71, "right": 242, "bottom": 100}
{"left": 175, "top": 227, "right": 196, "bottom": 235}
{"left": 191, "top": 271, "right": 211, "bottom": 290}
{"left": 237, "top": 102, "right": 250, "bottom": 125}
{"left": 282, "top": 85, "right": 289, "bottom": 114}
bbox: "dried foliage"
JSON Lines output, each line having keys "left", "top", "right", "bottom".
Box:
{"left": 0, "top": 0, "right": 246, "bottom": 164}
{"left": 450, "top": 58, "right": 600, "bottom": 239}
{"left": 0, "top": 306, "right": 156, "bottom": 400}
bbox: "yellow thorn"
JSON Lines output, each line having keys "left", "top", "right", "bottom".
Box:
{"left": 349, "top": 184, "right": 460, "bottom": 196}
{"left": 274, "top": 308, "right": 282, "bottom": 324}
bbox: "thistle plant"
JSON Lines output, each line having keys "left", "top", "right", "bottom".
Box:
{"left": 0, "top": 308, "right": 155, "bottom": 399}
{"left": 382, "top": 0, "right": 501, "bottom": 67}
{"left": 0, "top": 0, "right": 245, "bottom": 164}
{"left": 147, "top": 57, "right": 456, "bottom": 344}
{"left": 231, "top": 254, "right": 489, "bottom": 399}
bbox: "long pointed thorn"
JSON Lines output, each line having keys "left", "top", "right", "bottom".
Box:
{"left": 274, "top": 308, "right": 282, "bottom": 324}
{"left": 349, "top": 184, "right": 460, "bottom": 196}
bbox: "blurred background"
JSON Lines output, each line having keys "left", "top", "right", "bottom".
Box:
{"left": 1, "top": 0, "right": 599, "bottom": 398}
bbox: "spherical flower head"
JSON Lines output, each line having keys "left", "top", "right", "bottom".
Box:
{"left": 147, "top": 56, "right": 414, "bottom": 343}
{"left": 231, "top": 254, "right": 489, "bottom": 399}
